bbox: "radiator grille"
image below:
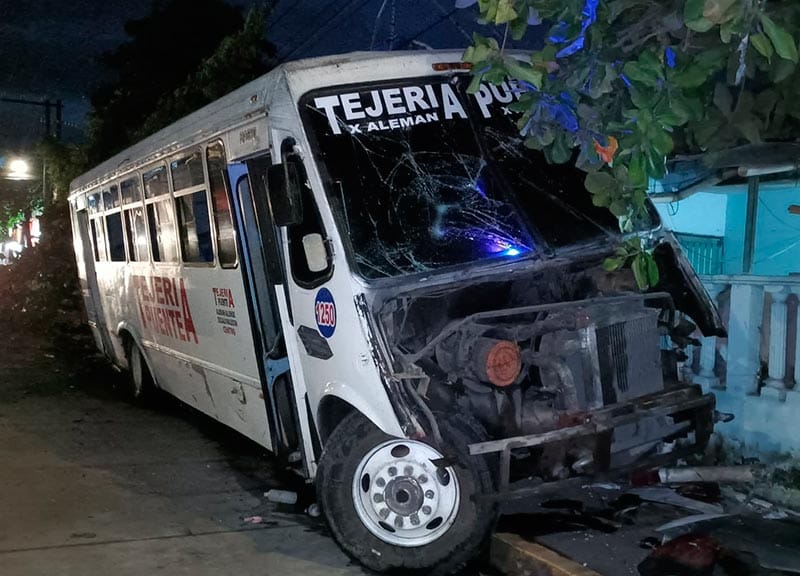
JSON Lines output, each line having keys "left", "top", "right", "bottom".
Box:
{"left": 596, "top": 312, "right": 662, "bottom": 404}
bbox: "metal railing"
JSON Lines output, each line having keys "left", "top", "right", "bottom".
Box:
{"left": 675, "top": 233, "right": 724, "bottom": 276}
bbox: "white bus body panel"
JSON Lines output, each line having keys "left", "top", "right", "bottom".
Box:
{"left": 69, "top": 51, "right": 472, "bottom": 469}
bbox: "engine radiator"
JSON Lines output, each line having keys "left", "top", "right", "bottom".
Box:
{"left": 595, "top": 310, "right": 663, "bottom": 404}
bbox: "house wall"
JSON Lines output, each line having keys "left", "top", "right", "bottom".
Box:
{"left": 722, "top": 183, "right": 800, "bottom": 277}
{"left": 656, "top": 192, "right": 728, "bottom": 236}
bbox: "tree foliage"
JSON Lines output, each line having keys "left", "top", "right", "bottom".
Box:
{"left": 86, "top": 0, "right": 274, "bottom": 163}
{"left": 137, "top": 6, "right": 276, "bottom": 139}
{"left": 460, "top": 0, "right": 800, "bottom": 287}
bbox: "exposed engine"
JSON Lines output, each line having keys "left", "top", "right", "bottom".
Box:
{"left": 370, "top": 243, "right": 716, "bottom": 479}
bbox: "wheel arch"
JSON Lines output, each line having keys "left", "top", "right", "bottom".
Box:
{"left": 316, "top": 395, "right": 360, "bottom": 446}
{"left": 316, "top": 388, "right": 404, "bottom": 447}
{"left": 116, "top": 322, "right": 158, "bottom": 388}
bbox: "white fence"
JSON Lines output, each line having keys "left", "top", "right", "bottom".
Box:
{"left": 689, "top": 275, "right": 800, "bottom": 454}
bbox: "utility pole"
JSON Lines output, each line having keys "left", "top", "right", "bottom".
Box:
{"left": 0, "top": 96, "right": 63, "bottom": 140}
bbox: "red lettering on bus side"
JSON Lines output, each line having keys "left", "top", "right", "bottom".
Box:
{"left": 174, "top": 309, "right": 186, "bottom": 341}
{"left": 132, "top": 276, "right": 147, "bottom": 328}
{"left": 163, "top": 277, "right": 176, "bottom": 307}
{"left": 226, "top": 288, "right": 234, "bottom": 308}
{"left": 179, "top": 278, "right": 198, "bottom": 344}
{"left": 154, "top": 277, "right": 164, "bottom": 305}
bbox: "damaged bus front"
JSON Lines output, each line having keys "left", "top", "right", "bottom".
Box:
{"left": 298, "top": 71, "right": 725, "bottom": 574}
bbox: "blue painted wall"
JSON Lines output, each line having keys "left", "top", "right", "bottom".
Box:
{"left": 721, "top": 183, "right": 800, "bottom": 276}
{"left": 656, "top": 183, "right": 800, "bottom": 277}
{"left": 656, "top": 192, "right": 727, "bottom": 237}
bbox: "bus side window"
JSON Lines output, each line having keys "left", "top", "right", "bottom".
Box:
{"left": 285, "top": 153, "right": 331, "bottom": 286}
{"left": 125, "top": 208, "right": 148, "bottom": 261}
{"left": 104, "top": 184, "right": 125, "bottom": 262}
{"left": 106, "top": 212, "right": 125, "bottom": 261}
{"left": 172, "top": 149, "right": 213, "bottom": 264}
{"left": 91, "top": 217, "right": 108, "bottom": 261}
{"left": 121, "top": 176, "right": 147, "bottom": 261}
{"left": 147, "top": 201, "right": 179, "bottom": 262}
{"left": 176, "top": 191, "right": 213, "bottom": 263}
{"left": 207, "top": 142, "right": 237, "bottom": 268}
{"left": 143, "top": 165, "right": 178, "bottom": 262}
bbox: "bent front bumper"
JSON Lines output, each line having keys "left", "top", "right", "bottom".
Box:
{"left": 467, "top": 385, "right": 715, "bottom": 501}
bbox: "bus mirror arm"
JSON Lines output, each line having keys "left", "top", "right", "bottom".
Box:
{"left": 267, "top": 163, "right": 303, "bottom": 226}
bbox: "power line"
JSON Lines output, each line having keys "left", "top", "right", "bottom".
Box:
{"left": 265, "top": 0, "right": 308, "bottom": 33}
{"left": 429, "top": 0, "right": 472, "bottom": 42}
{"left": 279, "top": 0, "right": 375, "bottom": 62}
{"left": 399, "top": 6, "right": 459, "bottom": 49}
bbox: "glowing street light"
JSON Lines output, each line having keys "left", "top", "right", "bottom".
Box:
{"left": 6, "top": 158, "right": 33, "bottom": 180}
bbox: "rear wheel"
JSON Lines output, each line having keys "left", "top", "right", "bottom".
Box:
{"left": 316, "top": 411, "right": 496, "bottom": 575}
{"left": 126, "top": 340, "right": 155, "bottom": 403}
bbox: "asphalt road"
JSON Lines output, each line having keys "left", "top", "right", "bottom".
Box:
{"left": 0, "top": 330, "right": 368, "bottom": 576}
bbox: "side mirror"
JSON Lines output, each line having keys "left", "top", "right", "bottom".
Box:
{"left": 302, "top": 233, "right": 328, "bottom": 273}
{"left": 267, "top": 161, "right": 303, "bottom": 226}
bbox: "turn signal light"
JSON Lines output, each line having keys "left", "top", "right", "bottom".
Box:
{"left": 432, "top": 62, "right": 473, "bottom": 71}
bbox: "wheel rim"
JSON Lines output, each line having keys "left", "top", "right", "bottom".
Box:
{"left": 352, "top": 439, "right": 460, "bottom": 547}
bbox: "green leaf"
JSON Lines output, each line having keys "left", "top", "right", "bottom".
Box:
{"left": 628, "top": 153, "right": 647, "bottom": 188}
{"left": 609, "top": 200, "right": 628, "bottom": 217}
{"left": 736, "top": 117, "right": 761, "bottom": 143}
{"left": 504, "top": 57, "right": 544, "bottom": 90}
{"left": 548, "top": 133, "right": 573, "bottom": 164}
{"left": 584, "top": 171, "right": 619, "bottom": 198}
{"left": 703, "top": 0, "right": 738, "bottom": 24}
{"left": 463, "top": 33, "right": 499, "bottom": 64}
{"left": 632, "top": 254, "right": 649, "bottom": 290}
{"left": 751, "top": 33, "right": 774, "bottom": 62}
{"left": 494, "top": 0, "right": 518, "bottom": 24}
{"left": 651, "top": 130, "right": 674, "bottom": 156}
{"left": 674, "top": 64, "right": 711, "bottom": 88}
{"left": 467, "top": 73, "right": 484, "bottom": 95}
{"left": 644, "top": 252, "right": 660, "bottom": 286}
{"left": 761, "top": 15, "right": 799, "bottom": 63}
{"left": 713, "top": 82, "right": 733, "bottom": 117}
{"left": 510, "top": 17, "right": 527, "bottom": 40}
{"left": 685, "top": 0, "right": 715, "bottom": 32}
{"left": 771, "top": 57, "right": 796, "bottom": 83}
{"left": 622, "top": 61, "right": 660, "bottom": 87}
{"left": 603, "top": 256, "right": 626, "bottom": 272}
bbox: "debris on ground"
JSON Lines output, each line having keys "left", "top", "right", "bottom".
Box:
{"left": 243, "top": 515, "right": 264, "bottom": 524}
{"left": 628, "top": 487, "right": 725, "bottom": 515}
{"left": 264, "top": 489, "right": 298, "bottom": 504}
{"left": 638, "top": 533, "right": 719, "bottom": 576}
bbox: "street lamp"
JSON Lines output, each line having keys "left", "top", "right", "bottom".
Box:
{"left": 6, "top": 158, "right": 32, "bottom": 180}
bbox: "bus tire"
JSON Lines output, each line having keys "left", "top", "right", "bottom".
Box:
{"left": 316, "top": 410, "right": 496, "bottom": 575}
{"left": 127, "top": 341, "right": 155, "bottom": 403}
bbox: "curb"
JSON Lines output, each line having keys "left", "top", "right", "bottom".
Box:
{"left": 491, "top": 533, "right": 603, "bottom": 576}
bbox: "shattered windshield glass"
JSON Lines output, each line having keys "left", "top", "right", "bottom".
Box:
{"left": 301, "top": 76, "right": 643, "bottom": 279}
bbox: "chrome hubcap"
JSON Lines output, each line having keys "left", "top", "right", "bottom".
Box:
{"left": 352, "top": 439, "right": 459, "bottom": 547}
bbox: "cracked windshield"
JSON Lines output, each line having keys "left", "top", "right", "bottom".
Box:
{"left": 303, "top": 77, "right": 626, "bottom": 279}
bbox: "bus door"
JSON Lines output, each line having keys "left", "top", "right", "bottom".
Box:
{"left": 227, "top": 160, "right": 316, "bottom": 473}
{"left": 75, "top": 209, "right": 114, "bottom": 356}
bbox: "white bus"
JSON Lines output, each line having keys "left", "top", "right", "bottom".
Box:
{"left": 69, "top": 51, "right": 724, "bottom": 575}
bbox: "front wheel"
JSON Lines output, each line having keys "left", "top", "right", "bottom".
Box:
{"left": 316, "top": 411, "right": 497, "bottom": 575}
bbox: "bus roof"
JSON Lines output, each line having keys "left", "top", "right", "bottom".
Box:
{"left": 69, "top": 49, "right": 473, "bottom": 197}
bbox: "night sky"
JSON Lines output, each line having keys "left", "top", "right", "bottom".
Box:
{"left": 0, "top": 0, "right": 526, "bottom": 151}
